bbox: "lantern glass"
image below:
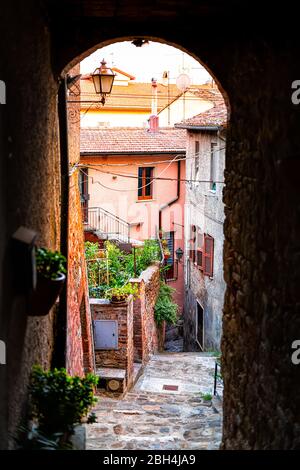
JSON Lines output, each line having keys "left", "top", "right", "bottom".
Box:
{"left": 92, "top": 60, "right": 115, "bottom": 97}
{"left": 175, "top": 247, "right": 184, "bottom": 261}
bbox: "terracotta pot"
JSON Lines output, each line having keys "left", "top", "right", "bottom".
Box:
{"left": 29, "top": 273, "right": 66, "bottom": 316}
{"left": 110, "top": 296, "right": 127, "bottom": 305}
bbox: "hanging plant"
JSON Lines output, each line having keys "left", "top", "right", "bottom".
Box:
{"left": 29, "top": 247, "right": 67, "bottom": 316}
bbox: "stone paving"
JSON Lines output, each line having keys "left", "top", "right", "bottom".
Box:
{"left": 86, "top": 352, "right": 223, "bottom": 450}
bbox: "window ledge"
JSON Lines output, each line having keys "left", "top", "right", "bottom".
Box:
{"left": 136, "top": 199, "right": 155, "bottom": 203}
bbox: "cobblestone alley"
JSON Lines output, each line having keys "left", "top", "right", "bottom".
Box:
{"left": 86, "top": 353, "right": 223, "bottom": 450}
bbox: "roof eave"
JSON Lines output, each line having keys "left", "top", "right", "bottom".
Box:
{"left": 174, "top": 124, "right": 224, "bottom": 131}
{"left": 80, "top": 150, "right": 186, "bottom": 156}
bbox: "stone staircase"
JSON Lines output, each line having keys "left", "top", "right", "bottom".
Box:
{"left": 86, "top": 352, "right": 223, "bottom": 450}
{"left": 84, "top": 206, "right": 131, "bottom": 243}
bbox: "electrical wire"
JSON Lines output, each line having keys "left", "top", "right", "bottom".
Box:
{"left": 84, "top": 166, "right": 225, "bottom": 184}
{"left": 77, "top": 146, "right": 226, "bottom": 192}
{"left": 78, "top": 147, "right": 226, "bottom": 167}
{"left": 80, "top": 153, "right": 182, "bottom": 193}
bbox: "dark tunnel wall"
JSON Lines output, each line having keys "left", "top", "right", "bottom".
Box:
{"left": 0, "top": 0, "right": 300, "bottom": 449}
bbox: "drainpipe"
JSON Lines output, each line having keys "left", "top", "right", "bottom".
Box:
{"left": 159, "top": 159, "right": 181, "bottom": 231}
{"left": 151, "top": 77, "right": 158, "bottom": 115}
{"left": 52, "top": 77, "right": 69, "bottom": 369}
{"left": 149, "top": 78, "right": 159, "bottom": 133}
{"left": 217, "top": 127, "right": 226, "bottom": 142}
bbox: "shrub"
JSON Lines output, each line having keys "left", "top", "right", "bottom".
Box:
{"left": 200, "top": 392, "right": 213, "bottom": 401}
{"left": 84, "top": 240, "right": 160, "bottom": 296}
{"left": 29, "top": 366, "right": 98, "bottom": 437}
{"left": 124, "top": 240, "right": 160, "bottom": 277}
{"left": 154, "top": 282, "right": 178, "bottom": 325}
{"left": 105, "top": 283, "right": 138, "bottom": 302}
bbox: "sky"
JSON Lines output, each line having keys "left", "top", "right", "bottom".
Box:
{"left": 80, "top": 41, "right": 212, "bottom": 86}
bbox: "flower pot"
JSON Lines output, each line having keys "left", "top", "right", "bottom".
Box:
{"left": 110, "top": 296, "right": 127, "bottom": 305}
{"left": 28, "top": 273, "right": 66, "bottom": 316}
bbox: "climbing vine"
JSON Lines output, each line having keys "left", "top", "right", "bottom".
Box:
{"left": 154, "top": 282, "right": 178, "bottom": 325}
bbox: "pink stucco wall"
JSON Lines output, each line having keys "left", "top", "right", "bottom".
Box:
{"left": 80, "top": 154, "right": 185, "bottom": 313}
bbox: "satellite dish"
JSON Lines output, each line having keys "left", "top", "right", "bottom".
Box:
{"left": 176, "top": 73, "right": 191, "bottom": 91}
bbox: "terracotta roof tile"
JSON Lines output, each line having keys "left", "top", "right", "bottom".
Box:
{"left": 80, "top": 127, "right": 186, "bottom": 154}
{"left": 175, "top": 102, "right": 227, "bottom": 128}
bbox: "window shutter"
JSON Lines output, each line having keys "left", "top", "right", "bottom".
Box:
{"left": 188, "top": 225, "right": 196, "bottom": 261}
{"left": 203, "top": 234, "right": 214, "bottom": 277}
{"left": 196, "top": 229, "right": 203, "bottom": 270}
{"left": 197, "top": 249, "right": 203, "bottom": 269}
{"left": 138, "top": 168, "right": 143, "bottom": 198}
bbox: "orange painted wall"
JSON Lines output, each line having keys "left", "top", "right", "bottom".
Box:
{"left": 80, "top": 154, "right": 185, "bottom": 313}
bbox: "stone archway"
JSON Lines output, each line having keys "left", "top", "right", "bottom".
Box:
{"left": 1, "top": 0, "right": 300, "bottom": 450}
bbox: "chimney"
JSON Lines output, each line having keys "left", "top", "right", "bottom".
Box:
{"left": 149, "top": 115, "right": 159, "bottom": 132}
{"left": 148, "top": 77, "right": 159, "bottom": 132}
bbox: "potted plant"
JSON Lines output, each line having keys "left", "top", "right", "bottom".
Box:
{"left": 29, "top": 247, "right": 66, "bottom": 316}
{"left": 105, "top": 283, "right": 138, "bottom": 304}
{"left": 28, "top": 366, "right": 98, "bottom": 449}
{"left": 163, "top": 248, "right": 171, "bottom": 260}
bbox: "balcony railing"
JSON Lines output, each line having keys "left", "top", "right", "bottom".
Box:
{"left": 83, "top": 206, "right": 130, "bottom": 243}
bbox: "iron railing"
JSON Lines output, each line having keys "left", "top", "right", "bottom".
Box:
{"left": 213, "top": 358, "right": 223, "bottom": 398}
{"left": 84, "top": 206, "right": 130, "bottom": 243}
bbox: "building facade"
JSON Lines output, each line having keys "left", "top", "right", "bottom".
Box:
{"left": 80, "top": 126, "right": 186, "bottom": 312}
{"left": 176, "top": 103, "right": 227, "bottom": 351}
{"left": 79, "top": 69, "right": 220, "bottom": 129}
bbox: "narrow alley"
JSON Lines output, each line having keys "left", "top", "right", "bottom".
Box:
{"left": 86, "top": 353, "right": 222, "bottom": 450}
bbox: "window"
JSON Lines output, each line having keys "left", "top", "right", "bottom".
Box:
{"left": 165, "top": 231, "right": 176, "bottom": 280}
{"left": 196, "top": 302, "right": 204, "bottom": 350}
{"left": 79, "top": 168, "right": 89, "bottom": 223}
{"left": 194, "top": 229, "right": 214, "bottom": 277}
{"left": 196, "top": 229, "right": 203, "bottom": 270}
{"left": 189, "top": 225, "right": 196, "bottom": 263}
{"left": 195, "top": 141, "right": 199, "bottom": 175}
{"left": 138, "top": 167, "right": 154, "bottom": 200}
{"left": 210, "top": 142, "right": 218, "bottom": 191}
{"left": 203, "top": 234, "right": 214, "bottom": 277}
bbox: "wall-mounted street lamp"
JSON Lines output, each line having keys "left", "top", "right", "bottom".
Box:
{"left": 92, "top": 59, "right": 116, "bottom": 105}
{"left": 175, "top": 247, "right": 184, "bottom": 262}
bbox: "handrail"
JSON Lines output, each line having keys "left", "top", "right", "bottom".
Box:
{"left": 88, "top": 206, "right": 129, "bottom": 225}
{"left": 85, "top": 206, "right": 130, "bottom": 243}
{"left": 156, "top": 228, "right": 165, "bottom": 266}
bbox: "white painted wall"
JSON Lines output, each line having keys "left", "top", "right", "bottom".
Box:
{"left": 184, "top": 129, "right": 226, "bottom": 351}
{"left": 159, "top": 93, "right": 214, "bottom": 127}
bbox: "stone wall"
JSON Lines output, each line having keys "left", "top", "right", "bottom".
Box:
{"left": 67, "top": 65, "right": 94, "bottom": 376}
{"left": 90, "top": 298, "right": 134, "bottom": 385}
{"left": 184, "top": 131, "right": 226, "bottom": 352}
{"left": 0, "top": 3, "right": 94, "bottom": 447}
{"left": 0, "top": 2, "right": 61, "bottom": 448}
{"left": 130, "top": 263, "right": 163, "bottom": 364}
{"left": 1, "top": 0, "right": 300, "bottom": 450}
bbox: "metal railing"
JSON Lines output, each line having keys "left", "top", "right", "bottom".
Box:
{"left": 165, "top": 259, "right": 178, "bottom": 281}
{"left": 213, "top": 358, "right": 223, "bottom": 398}
{"left": 84, "top": 206, "right": 131, "bottom": 243}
